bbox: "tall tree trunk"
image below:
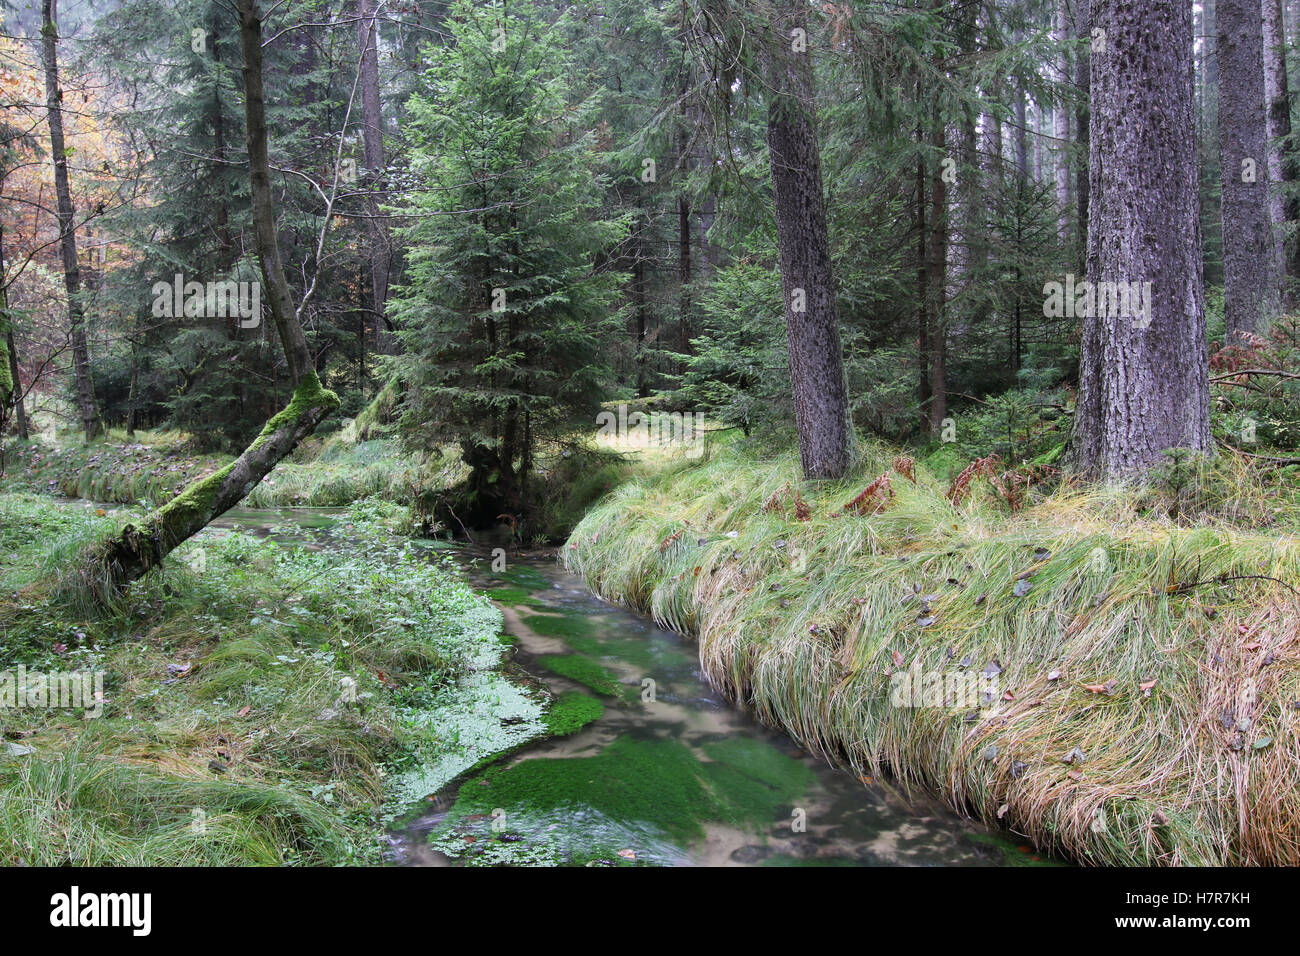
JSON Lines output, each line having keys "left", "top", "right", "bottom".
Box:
{"left": 765, "top": 4, "right": 852, "bottom": 479}
{"left": 356, "top": 0, "right": 391, "bottom": 353}
{"left": 0, "top": 224, "right": 27, "bottom": 440}
{"left": 677, "top": 71, "right": 693, "bottom": 358}
{"left": 1054, "top": 0, "right": 1073, "bottom": 236}
{"left": 4, "top": 327, "right": 26, "bottom": 441}
{"left": 1069, "top": 0, "right": 1210, "bottom": 478}
{"left": 1074, "top": 0, "right": 1091, "bottom": 270}
{"left": 917, "top": 150, "right": 931, "bottom": 429}
{"left": 80, "top": 0, "right": 338, "bottom": 596}
{"left": 1263, "top": 0, "right": 1299, "bottom": 298}
{"left": 1015, "top": 78, "right": 1029, "bottom": 179}
{"left": 41, "top": 0, "right": 99, "bottom": 441}
{"left": 1219, "top": 0, "right": 1279, "bottom": 343}
{"left": 927, "top": 122, "right": 949, "bottom": 433}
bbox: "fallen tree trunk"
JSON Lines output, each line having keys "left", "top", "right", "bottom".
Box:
{"left": 85, "top": 374, "right": 336, "bottom": 595}
{"left": 75, "top": 0, "right": 338, "bottom": 598}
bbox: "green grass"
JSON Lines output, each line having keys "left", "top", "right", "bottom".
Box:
{"left": 563, "top": 442, "right": 1300, "bottom": 866}
{"left": 0, "top": 430, "right": 464, "bottom": 522}
{"left": 0, "top": 493, "right": 514, "bottom": 865}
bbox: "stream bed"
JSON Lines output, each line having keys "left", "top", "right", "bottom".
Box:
{"left": 203, "top": 505, "right": 1045, "bottom": 867}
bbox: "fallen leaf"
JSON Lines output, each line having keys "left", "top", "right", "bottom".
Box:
{"left": 617, "top": 848, "right": 637, "bottom": 860}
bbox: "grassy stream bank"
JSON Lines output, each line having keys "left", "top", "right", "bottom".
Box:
{"left": 0, "top": 495, "right": 553, "bottom": 864}
{"left": 564, "top": 445, "right": 1300, "bottom": 866}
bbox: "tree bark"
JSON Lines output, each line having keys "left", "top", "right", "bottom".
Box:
{"left": 1054, "top": 0, "right": 1073, "bottom": 236}
{"left": 1074, "top": 0, "right": 1091, "bottom": 270}
{"left": 1219, "top": 0, "right": 1279, "bottom": 343}
{"left": 0, "top": 224, "right": 26, "bottom": 440}
{"left": 41, "top": 0, "right": 99, "bottom": 441}
{"left": 1263, "top": 0, "right": 1299, "bottom": 298}
{"left": 1068, "top": 0, "right": 1211, "bottom": 479}
{"left": 356, "top": 0, "right": 391, "bottom": 353}
{"left": 80, "top": 0, "right": 338, "bottom": 596}
{"left": 764, "top": 4, "right": 852, "bottom": 479}
{"left": 927, "top": 122, "right": 948, "bottom": 433}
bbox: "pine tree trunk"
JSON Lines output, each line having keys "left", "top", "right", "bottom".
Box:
{"left": 41, "top": 0, "right": 99, "bottom": 441}
{"left": 927, "top": 122, "right": 948, "bottom": 433}
{"left": 79, "top": 0, "right": 337, "bottom": 596}
{"left": 1219, "top": 0, "right": 1279, "bottom": 343}
{"left": 764, "top": 4, "right": 852, "bottom": 479}
{"left": 1054, "top": 0, "right": 1073, "bottom": 236}
{"left": 1069, "top": 0, "right": 1210, "bottom": 479}
{"left": 1015, "top": 79, "right": 1029, "bottom": 179}
{"left": 356, "top": 0, "right": 391, "bottom": 353}
{"left": 1074, "top": 0, "right": 1091, "bottom": 270}
{"left": 1263, "top": 0, "right": 1299, "bottom": 298}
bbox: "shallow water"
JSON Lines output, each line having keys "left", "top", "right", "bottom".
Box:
{"left": 400, "top": 549, "right": 1053, "bottom": 867}
{"left": 198, "top": 505, "right": 1044, "bottom": 866}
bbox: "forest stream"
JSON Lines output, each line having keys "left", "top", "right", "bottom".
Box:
{"left": 204, "top": 504, "right": 1050, "bottom": 868}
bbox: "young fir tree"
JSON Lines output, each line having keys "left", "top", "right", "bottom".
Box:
{"left": 391, "top": 0, "right": 627, "bottom": 524}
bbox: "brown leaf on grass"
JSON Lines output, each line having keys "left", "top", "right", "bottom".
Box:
{"left": 844, "top": 473, "right": 894, "bottom": 515}
{"left": 891, "top": 649, "right": 904, "bottom": 667}
{"left": 237, "top": 705, "right": 251, "bottom": 717}
{"left": 892, "top": 455, "right": 917, "bottom": 483}
{"left": 1139, "top": 678, "right": 1157, "bottom": 697}
{"left": 945, "top": 454, "right": 1001, "bottom": 507}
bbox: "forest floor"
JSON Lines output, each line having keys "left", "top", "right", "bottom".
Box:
{"left": 5, "top": 418, "right": 1300, "bottom": 865}
{"left": 0, "top": 427, "right": 460, "bottom": 521}
{"left": 0, "top": 492, "right": 588, "bottom": 864}
{"left": 564, "top": 441, "right": 1300, "bottom": 866}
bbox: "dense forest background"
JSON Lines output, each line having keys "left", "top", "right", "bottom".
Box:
{"left": 3, "top": 0, "right": 1299, "bottom": 529}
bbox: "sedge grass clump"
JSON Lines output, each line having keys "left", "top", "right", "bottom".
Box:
{"left": 0, "top": 491, "right": 504, "bottom": 865}
{"left": 564, "top": 443, "right": 1300, "bottom": 866}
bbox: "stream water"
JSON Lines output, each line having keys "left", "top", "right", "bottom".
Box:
{"left": 202, "top": 504, "right": 1040, "bottom": 867}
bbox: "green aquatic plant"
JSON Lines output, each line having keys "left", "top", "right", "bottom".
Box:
{"left": 429, "top": 732, "right": 813, "bottom": 865}
{"left": 535, "top": 653, "right": 622, "bottom": 697}
{"left": 541, "top": 691, "right": 603, "bottom": 736}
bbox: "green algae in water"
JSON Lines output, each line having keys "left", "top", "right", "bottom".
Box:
{"left": 523, "top": 611, "right": 601, "bottom": 643}
{"left": 429, "top": 733, "right": 814, "bottom": 866}
{"left": 535, "top": 653, "right": 622, "bottom": 696}
{"left": 542, "top": 691, "right": 603, "bottom": 736}
{"left": 521, "top": 608, "right": 680, "bottom": 673}
{"left": 489, "top": 564, "right": 552, "bottom": 591}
